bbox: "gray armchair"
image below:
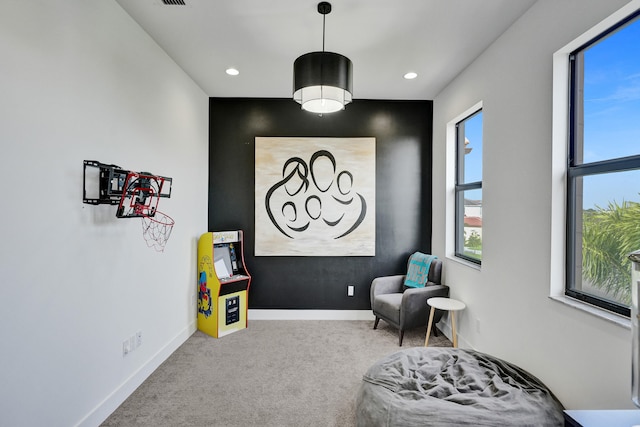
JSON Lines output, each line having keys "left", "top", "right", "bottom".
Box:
{"left": 370, "top": 257, "right": 448, "bottom": 346}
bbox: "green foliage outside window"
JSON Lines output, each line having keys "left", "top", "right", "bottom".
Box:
{"left": 465, "top": 231, "right": 482, "bottom": 250}
{"left": 464, "top": 230, "right": 482, "bottom": 260}
{"left": 581, "top": 200, "right": 640, "bottom": 305}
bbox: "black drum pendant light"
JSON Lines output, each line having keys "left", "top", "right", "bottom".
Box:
{"left": 293, "top": 2, "right": 353, "bottom": 114}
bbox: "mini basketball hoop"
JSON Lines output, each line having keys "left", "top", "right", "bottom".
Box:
{"left": 83, "top": 161, "right": 175, "bottom": 251}
{"left": 141, "top": 210, "right": 175, "bottom": 252}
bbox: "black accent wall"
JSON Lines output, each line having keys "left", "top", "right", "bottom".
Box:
{"left": 209, "top": 98, "right": 433, "bottom": 309}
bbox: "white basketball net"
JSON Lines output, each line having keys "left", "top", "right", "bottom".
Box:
{"left": 141, "top": 211, "right": 174, "bottom": 252}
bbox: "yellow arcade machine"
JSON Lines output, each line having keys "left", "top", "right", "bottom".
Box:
{"left": 197, "top": 230, "right": 251, "bottom": 338}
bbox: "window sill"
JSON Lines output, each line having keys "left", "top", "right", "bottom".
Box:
{"left": 549, "top": 295, "right": 630, "bottom": 330}
{"left": 447, "top": 255, "right": 481, "bottom": 271}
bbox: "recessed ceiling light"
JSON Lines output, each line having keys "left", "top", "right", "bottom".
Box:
{"left": 404, "top": 72, "right": 418, "bottom": 80}
{"left": 226, "top": 68, "right": 239, "bottom": 76}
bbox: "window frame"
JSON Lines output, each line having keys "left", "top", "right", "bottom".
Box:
{"left": 565, "top": 9, "right": 640, "bottom": 317}
{"left": 454, "top": 109, "right": 483, "bottom": 265}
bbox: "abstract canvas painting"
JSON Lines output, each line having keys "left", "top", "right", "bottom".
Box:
{"left": 255, "top": 137, "right": 375, "bottom": 256}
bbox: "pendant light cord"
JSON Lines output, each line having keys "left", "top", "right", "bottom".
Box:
{"left": 322, "top": 13, "right": 326, "bottom": 52}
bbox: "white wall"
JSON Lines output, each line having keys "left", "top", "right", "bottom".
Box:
{"left": 0, "top": 1, "right": 208, "bottom": 425}
{"left": 432, "top": 0, "right": 635, "bottom": 410}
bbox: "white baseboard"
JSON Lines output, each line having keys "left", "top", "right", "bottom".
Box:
{"left": 435, "top": 319, "right": 474, "bottom": 350}
{"left": 249, "top": 309, "right": 375, "bottom": 321}
{"left": 77, "top": 321, "right": 197, "bottom": 427}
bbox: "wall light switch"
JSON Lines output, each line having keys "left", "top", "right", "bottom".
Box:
{"left": 347, "top": 285, "right": 354, "bottom": 296}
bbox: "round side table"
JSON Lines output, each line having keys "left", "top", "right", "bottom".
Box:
{"left": 424, "top": 297, "right": 466, "bottom": 348}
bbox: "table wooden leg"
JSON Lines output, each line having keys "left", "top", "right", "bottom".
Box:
{"left": 424, "top": 306, "right": 435, "bottom": 347}
{"left": 451, "top": 310, "right": 458, "bottom": 348}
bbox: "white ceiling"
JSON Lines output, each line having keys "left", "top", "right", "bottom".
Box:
{"left": 115, "top": 0, "right": 537, "bottom": 100}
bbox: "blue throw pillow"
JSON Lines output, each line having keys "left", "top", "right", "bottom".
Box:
{"left": 403, "top": 252, "right": 438, "bottom": 288}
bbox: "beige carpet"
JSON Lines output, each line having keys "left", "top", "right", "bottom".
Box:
{"left": 101, "top": 320, "right": 451, "bottom": 426}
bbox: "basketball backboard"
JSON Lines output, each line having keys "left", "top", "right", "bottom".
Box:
{"left": 83, "top": 160, "right": 172, "bottom": 218}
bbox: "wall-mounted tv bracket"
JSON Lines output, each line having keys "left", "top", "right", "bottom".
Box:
{"left": 82, "top": 160, "right": 172, "bottom": 218}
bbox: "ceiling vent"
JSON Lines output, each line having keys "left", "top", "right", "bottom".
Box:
{"left": 162, "top": 0, "right": 186, "bottom": 5}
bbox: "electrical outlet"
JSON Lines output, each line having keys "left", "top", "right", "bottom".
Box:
{"left": 123, "top": 339, "right": 130, "bottom": 356}
{"left": 136, "top": 331, "right": 142, "bottom": 348}
{"left": 347, "top": 285, "right": 354, "bottom": 297}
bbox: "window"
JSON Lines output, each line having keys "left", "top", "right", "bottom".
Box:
{"left": 455, "top": 109, "right": 483, "bottom": 264}
{"left": 566, "top": 10, "right": 640, "bottom": 317}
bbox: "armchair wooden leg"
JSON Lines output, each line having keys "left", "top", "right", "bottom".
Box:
{"left": 373, "top": 317, "right": 380, "bottom": 329}
{"left": 399, "top": 330, "right": 404, "bottom": 347}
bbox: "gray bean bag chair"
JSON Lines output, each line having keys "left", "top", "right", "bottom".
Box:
{"left": 356, "top": 347, "right": 564, "bottom": 427}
